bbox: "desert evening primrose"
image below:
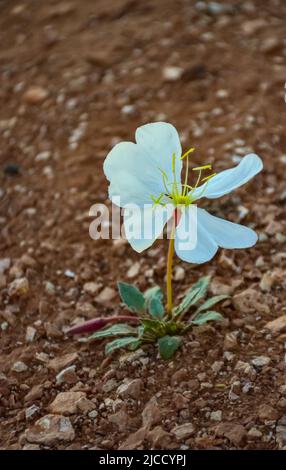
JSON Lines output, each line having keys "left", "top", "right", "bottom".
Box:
{"left": 69, "top": 122, "right": 263, "bottom": 360}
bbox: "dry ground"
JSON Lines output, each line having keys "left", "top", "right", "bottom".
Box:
{"left": 0, "top": 0, "right": 286, "bottom": 450}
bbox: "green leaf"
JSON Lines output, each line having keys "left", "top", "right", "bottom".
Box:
{"left": 144, "top": 286, "right": 163, "bottom": 302}
{"left": 144, "top": 286, "right": 165, "bottom": 319}
{"left": 173, "top": 276, "right": 210, "bottom": 317}
{"left": 191, "top": 310, "right": 223, "bottom": 326}
{"left": 158, "top": 335, "right": 182, "bottom": 360}
{"left": 196, "top": 295, "right": 229, "bottom": 313}
{"left": 118, "top": 282, "right": 145, "bottom": 314}
{"left": 141, "top": 318, "right": 162, "bottom": 334}
{"left": 149, "top": 297, "right": 164, "bottom": 319}
{"left": 105, "top": 336, "right": 141, "bottom": 355}
{"left": 86, "top": 323, "right": 137, "bottom": 341}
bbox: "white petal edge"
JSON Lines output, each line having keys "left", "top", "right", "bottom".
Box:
{"left": 104, "top": 142, "right": 165, "bottom": 207}
{"left": 123, "top": 204, "right": 174, "bottom": 253}
{"left": 175, "top": 205, "right": 218, "bottom": 264}
{"left": 197, "top": 208, "right": 258, "bottom": 249}
{"left": 191, "top": 154, "right": 263, "bottom": 200}
{"left": 135, "top": 122, "right": 182, "bottom": 190}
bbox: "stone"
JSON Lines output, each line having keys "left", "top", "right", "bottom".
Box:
{"left": 49, "top": 391, "right": 95, "bottom": 415}
{"left": 56, "top": 365, "right": 78, "bottom": 385}
{"left": 26, "top": 326, "right": 36, "bottom": 343}
{"left": 47, "top": 352, "right": 78, "bottom": 372}
{"left": 233, "top": 288, "right": 269, "bottom": 315}
{"left": 23, "top": 86, "right": 49, "bottom": 105}
{"left": 210, "top": 279, "right": 234, "bottom": 296}
{"left": 83, "top": 282, "right": 100, "bottom": 295}
{"left": 265, "top": 315, "right": 286, "bottom": 334}
{"left": 127, "top": 262, "right": 140, "bottom": 279}
{"left": 25, "top": 405, "right": 40, "bottom": 420}
{"left": 8, "top": 277, "right": 29, "bottom": 297}
{"left": 147, "top": 426, "right": 173, "bottom": 448}
{"left": 24, "top": 384, "right": 44, "bottom": 403}
{"left": 25, "top": 414, "right": 75, "bottom": 445}
{"left": 279, "top": 385, "right": 286, "bottom": 396}
{"left": 162, "top": 66, "right": 184, "bottom": 81}
{"left": 174, "top": 266, "right": 185, "bottom": 281}
{"left": 12, "top": 361, "right": 28, "bottom": 372}
{"left": 142, "top": 397, "right": 162, "bottom": 428}
{"left": 277, "top": 398, "right": 286, "bottom": 411}
{"left": 260, "top": 272, "right": 275, "bottom": 292}
{"left": 102, "top": 379, "right": 118, "bottom": 393}
{"left": 171, "top": 368, "right": 189, "bottom": 385}
{"left": 112, "top": 238, "right": 127, "bottom": 255}
{"left": 234, "top": 361, "right": 256, "bottom": 379}
{"left": 242, "top": 19, "right": 267, "bottom": 36}
{"left": 261, "top": 37, "right": 282, "bottom": 54}
{"left": 224, "top": 332, "right": 238, "bottom": 351}
{"left": 276, "top": 416, "right": 286, "bottom": 447}
{"left": 258, "top": 404, "right": 279, "bottom": 421}
{"left": 35, "top": 151, "right": 51, "bottom": 162}
{"left": 96, "top": 287, "right": 117, "bottom": 305}
{"left": 171, "top": 423, "right": 195, "bottom": 440}
{"left": 211, "top": 361, "right": 224, "bottom": 374}
{"left": 251, "top": 356, "right": 271, "bottom": 368}
{"left": 210, "top": 410, "right": 222, "bottom": 422}
{"left": 117, "top": 378, "right": 142, "bottom": 399}
{"left": 248, "top": 427, "right": 262, "bottom": 438}
{"left": 108, "top": 408, "right": 133, "bottom": 432}
{"left": 215, "top": 423, "right": 246, "bottom": 446}
{"left": 88, "top": 410, "right": 98, "bottom": 419}
{"left": 0, "top": 258, "right": 11, "bottom": 274}
{"left": 119, "top": 426, "right": 147, "bottom": 450}
{"left": 121, "top": 105, "right": 137, "bottom": 117}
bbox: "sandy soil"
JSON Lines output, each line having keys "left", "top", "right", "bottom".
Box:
{"left": 0, "top": 0, "right": 286, "bottom": 450}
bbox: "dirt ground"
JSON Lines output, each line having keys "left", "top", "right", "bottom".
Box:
{"left": 0, "top": 0, "right": 286, "bottom": 450}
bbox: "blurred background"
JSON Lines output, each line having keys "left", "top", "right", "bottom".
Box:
{"left": 0, "top": 0, "right": 286, "bottom": 450}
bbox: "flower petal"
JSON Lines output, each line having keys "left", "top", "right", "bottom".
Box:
{"left": 191, "top": 154, "right": 263, "bottom": 200}
{"left": 197, "top": 209, "right": 258, "bottom": 248}
{"left": 135, "top": 122, "right": 182, "bottom": 187}
{"left": 104, "top": 142, "right": 164, "bottom": 207}
{"left": 104, "top": 122, "right": 182, "bottom": 208}
{"left": 175, "top": 206, "right": 218, "bottom": 264}
{"left": 124, "top": 204, "right": 174, "bottom": 253}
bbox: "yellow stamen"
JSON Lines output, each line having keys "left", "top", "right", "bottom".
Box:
{"left": 192, "top": 164, "right": 212, "bottom": 171}
{"left": 201, "top": 172, "right": 217, "bottom": 182}
{"left": 181, "top": 147, "right": 195, "bottom": 160}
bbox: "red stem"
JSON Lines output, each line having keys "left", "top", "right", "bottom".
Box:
{"left": 66, "top": 315, "right": 140, "bottom": 336}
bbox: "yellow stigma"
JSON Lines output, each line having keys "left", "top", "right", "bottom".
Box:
{"left": 151, "top": 148, "right": 215, "bottom": 208}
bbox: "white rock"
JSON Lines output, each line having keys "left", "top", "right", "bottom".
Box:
{"left": 96, "top": 287, "right": 117, "bottom": 305}
{"left": 210, "top": 410, "right": 222, "bottom": 422}
{"left": 25, "top": 414, "right": 75, "bottom": 445}
{"left": 83, "top": 282, "right": 100, "bottom": 295}
{"left": 12, "top": 361, "right": 28, "bottom": 372}
{"left": 251, "top": 356, "right": 271, "bottom": 368}
{"left": 127, "top": 262, "right": 140, "bottom": 279}
{"left": 25, "top": 404, "right": 40, "bottom": 420}
{"left": 0, "top": 258, "right": 11, "bottom": 274}
{"left": 23, "top": 86, "right": 49, "bottom": 105}
{"left": 121, "top": 105, "right": 137, "bottom": 116}
{"left": 26, "top": 326, "right": 36, "bottom": 343}
{"left": 174, "top": 266, "right": 185, "bottom": 281}
{"left": 162, "top": 66, "right": 183, "bottom": 81}
{"left": 8, "top": 277, "right": 29, "bottom": 297}
{"left": 35, "top": 151, "right": 51, "bottom": 162}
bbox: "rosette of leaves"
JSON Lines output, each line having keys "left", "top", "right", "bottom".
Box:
{"left": 82, "top": 276, "right": 228, "bottom": 360}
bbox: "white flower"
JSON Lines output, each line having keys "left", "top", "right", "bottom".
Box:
{"left": 104, "top": 122, "right": 263, "bottom": 264}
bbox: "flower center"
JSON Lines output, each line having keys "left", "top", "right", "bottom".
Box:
{"left": 151, "top": 148, "right": 216, "bottom": 209}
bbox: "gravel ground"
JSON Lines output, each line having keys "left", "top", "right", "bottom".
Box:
{"left": 0, "top": 0, "right": 286, "bottom": 450}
